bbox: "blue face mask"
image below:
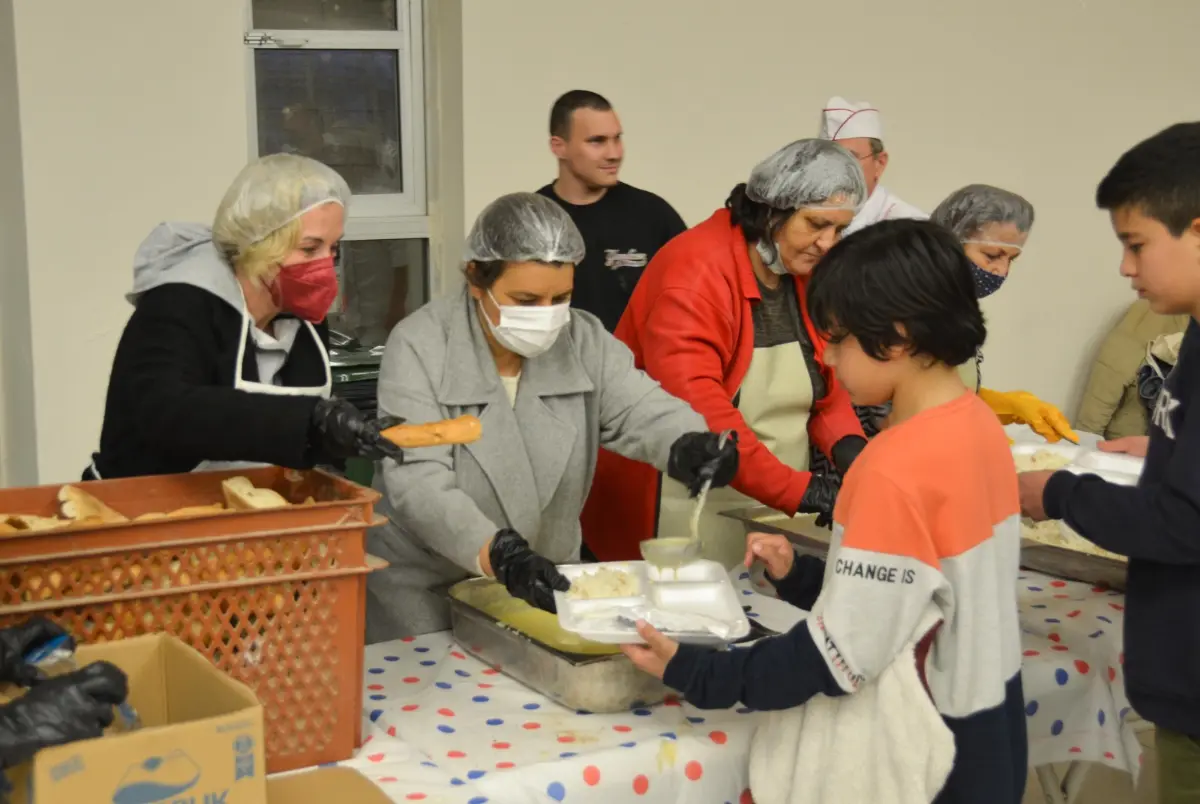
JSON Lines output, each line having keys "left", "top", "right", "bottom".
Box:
{"left": 970, "top": 263, "right": 1006, "bottom": 299}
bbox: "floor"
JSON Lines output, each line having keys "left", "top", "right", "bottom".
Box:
{"left": 1023, "top": 728, "right": 1158, "bottom": 804}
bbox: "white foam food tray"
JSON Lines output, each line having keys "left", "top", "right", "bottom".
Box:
{"left": 1011, "top": 443, "right": 1142, "bottom": 487}
{"left": 554, "top": 560, "right": 751, "bottom": 646}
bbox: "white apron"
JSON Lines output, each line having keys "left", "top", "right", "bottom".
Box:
{"left": 657, "top": 339, "right": 815, "bottom": 570}
{"left": 88, "top": 300, "right": 332, "bottom": 479}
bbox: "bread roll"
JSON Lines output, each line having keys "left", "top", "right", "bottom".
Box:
{"left": 58, "top": 486, "right": 129, "bottom": 524}
{"left": 222, "top": 477, "right": 290, "bottom": 511}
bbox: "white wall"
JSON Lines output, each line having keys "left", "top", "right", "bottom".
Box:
{"left": 460, "top": 0, "right": 1200, "bottom": 419}
{"left": 6, "top": 1, "right": 250, "bottom": 482}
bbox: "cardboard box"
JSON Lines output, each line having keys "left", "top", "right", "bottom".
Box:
{"left": 4, "top": 633, "right": 267, "bottom": 804}
{"left": 266, "top": 768, "right": 391, "bottom": 803}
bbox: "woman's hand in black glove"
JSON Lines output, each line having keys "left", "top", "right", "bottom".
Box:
{"left": 666, "top": 431, "right": 739, "bottom": 497}
{"left": 830, "top": 435, "right": 867, "bottom": 476}
{"left": 0, "top": 661, "right": 128, "bottom": 769}
{"left": 488, "top": 529, "right": 570, "bottom": 613}
{"left": 0, "top": 618, "right": 72, "bottom": 687}
{"left": 311, "top": 398, "right": 406, "bottom": 464}
{"left": 798, "top": 474, "right": 840, "bottom": 529}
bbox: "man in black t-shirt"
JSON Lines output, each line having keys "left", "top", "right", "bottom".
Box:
{"left": 537, "top": 90, "right": 687, "bottom": 332}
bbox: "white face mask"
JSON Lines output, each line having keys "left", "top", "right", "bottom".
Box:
{"left": 755, "top": 238, "right": 790, "bottom": 275}
{"left": 479, "top": 289, "right": 571, "bottom": 358}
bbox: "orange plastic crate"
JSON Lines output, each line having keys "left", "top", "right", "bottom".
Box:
{"left": 0, "top": 467, "right": 382, "bottom": 773}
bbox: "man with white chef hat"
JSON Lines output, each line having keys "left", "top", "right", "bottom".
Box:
{"left": 818, "top": 96, "right": 926, "bottom": 236}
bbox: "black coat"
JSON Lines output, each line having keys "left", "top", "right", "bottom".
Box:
{"left": 87, "top": 283, "right": 330, "bottom": 480}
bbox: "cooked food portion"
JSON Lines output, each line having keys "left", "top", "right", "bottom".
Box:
{"left": 1021, "top": 519, "right": 1127, "bottom": 563}
{"left": 566, "top": 567, "right": 639, "bottom": 600}
{"left": 449, "top": 578, "right": 620, "bottom": 655}
{"left": 1013, "top": 450, "right": 1073, "bottom": 473}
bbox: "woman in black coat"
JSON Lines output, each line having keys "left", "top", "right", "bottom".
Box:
{"left": 85, "top": 154, "right": 402, "bottom": 480}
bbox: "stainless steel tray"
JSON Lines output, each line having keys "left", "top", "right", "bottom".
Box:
{"left": 446, "top": 592, "right": 668, "bottom": 714}
{"left": 1019, "top": 541, "right": 1127, "bottom": 591}
{"left": 720, "top": 505, "right": 831, "bottom": 559}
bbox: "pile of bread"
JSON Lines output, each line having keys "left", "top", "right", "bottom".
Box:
{"left": 1, "top": 476, "right": 306, "bottom": 535}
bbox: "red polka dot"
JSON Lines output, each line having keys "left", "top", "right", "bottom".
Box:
{"left": 633, "top": 775, "right": 650, "bottom": 795}
{"left": 1119, "top": 652, "right": 1125, "bottom": 665}
{"left": 685, "top": 761, "right": 704, "bottom": 781}
{"left": 1023, "top": 650, "right": 1040, "bottom": 657}
{"left": 482, "top": 668, "right": 500, "bottom": 675}
{"left": 583, "top": 765, "right": 601, "bottom": 786}
{"left": 492, "top": 742, "right": 510, "bottom": 750}
{"left": 478, "top": 683, "right": 493, "bottom": 689}
{"left": 1092, "top": 585, "right": 1108, "bottom": 594}
{"left": 1050, "top": 580, "right": 1067, "bottom": 588}
{"left": 1048, "top": 633, "right": 1062, "bottom": 643}
{"left": 1052, "top": 646, "right": 1070, "bottom": 652}
{"left": 1108, "top": 667, "right": 1117, "bottom": 682}
{"left": 496, "top": 761, "right": 514, "bottom": 769}
{"left": 378, "top": 777, "right": 397, "bottom": 783}
{"left": 470, "top": 644, "right": 482, "bottom": 652}
{"left": 438, "top": 708, "right": 456, "bottom": 717}
{"left": 1074, "top": 660, "right": 1091, "bottom": 674}
{"left": 403, "top": 677, "right": 420, "bottom": 684}
{"left": 451, "top": 651, "right": 466, "bottom": 660}
{"left": 558, "top": 735, "right": 576, "bottom": 744}
{"left": 710, "top": 730, "right": 728, "bottom": 745}
{"left": 447, "top": 750, "right": 466, "bottom": 759}
{"left": 1109, "top": 602, "right": 1125, "bottom": 611}
{"left": 613, "top": 725, "right": 632, "bottom": 733}
{"left": 664, "top": 696, "right": 681, "bottom": 707}
{"left": 1139, "top": 755, "right": 1144, "bottom": 765}
{"left": 364, "top": 736, "right": 374, "bottom": 745}
{"left": 401, "top": 636, "right": 415, "bottom": 643}
{"left": 523, "top": 722, "right": 541, "bottom": 731}
{"left": 367, "top": 753, "right": 385, "bottom": 763}
{"left": 402, "top": 704, "right": 420, "bottom": 712}
{"left": 1054, "top": 594, "right": 1070, "bottom": 600}
{"left": 387, "top": 727, "right": 397, "bottom": 737}
{"left": 740, "top": 790, "right": 754, "bottom": 804}
{"left": 1069, "top": 747, "right": 1082, "bottom": 754}
{"left": 1066, "top": 610, "right": 1082, "bottom": 618}
{"left": 1105, "top": 752, "right": 1115, "bottom": 760}
{"left": 405, "top": 795, "right": 425, "bottom": 801}
{"left": 368, "top": 684, "right": 384, "bottom": 691}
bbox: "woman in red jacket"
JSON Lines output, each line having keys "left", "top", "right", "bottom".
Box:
{"left": 581, "top": 139, "right": 870, "bottom": 566}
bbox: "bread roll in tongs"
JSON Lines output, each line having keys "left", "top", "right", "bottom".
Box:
{"left": 380, "top": 415, "right": 482, "bottom": 449}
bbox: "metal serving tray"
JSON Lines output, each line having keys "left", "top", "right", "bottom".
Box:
{"left": 720, "top": 505, "right": 831, "bottom": 558}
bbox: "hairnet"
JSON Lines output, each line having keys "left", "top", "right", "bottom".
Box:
{"left": 745, "top": 139, "right": 868, "bottom": 212}
{"left": 465, "top": 192, "right": 586, "bottom": 264}
{"left": 931, "top": 184, "right": 1035, "bottom": 246}
{"left": 213, "top": 153, "right": 351, "bottom": 248}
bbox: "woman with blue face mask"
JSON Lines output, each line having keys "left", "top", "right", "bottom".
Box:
{"left": 931, "top": 184, "right": 1078, "bottom": 443}
{"left": 364, "top": 192, "right": 739, "bottom": 639}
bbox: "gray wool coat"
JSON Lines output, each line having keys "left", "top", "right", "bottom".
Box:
{"left": 365, "top": 288, "right": 705, "bottom": 641}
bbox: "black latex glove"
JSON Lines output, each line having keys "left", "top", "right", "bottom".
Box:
{"left": 310, "top": 398, "right": 405, "bottom": 464}
{"left": 666, "top": 431, "right": 740, "bottom": 497}
{"left": 488, "top": 529, "right": 570, "bottom": 614}
{"left": 0, "top": 661, "right": 128, "bottom": 770}
{"left": 798, "top": 474, "right": 840, "bottom": 529}
{"left": 0, "top": 618, "right": 72, "bottom": 687}
{"left": 831, "top": 436, "right": 867, "bottom": 476}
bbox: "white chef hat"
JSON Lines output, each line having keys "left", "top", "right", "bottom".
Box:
{"left": 818, "top": 96, "right": 883, "bottom": 142}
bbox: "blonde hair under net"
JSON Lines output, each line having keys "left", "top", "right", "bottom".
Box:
{"left": 464, "top": 192, "right": 586, "bottom": 265}
{"left": 746, "top": 138, "right": 868, "bottom": 213}
{"left": 212, "top": 153, "right": 351, "bottom": 284}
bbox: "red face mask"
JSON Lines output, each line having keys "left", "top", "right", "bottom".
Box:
{"left": 272, "top": 256, "right": 338, "bottom": 323}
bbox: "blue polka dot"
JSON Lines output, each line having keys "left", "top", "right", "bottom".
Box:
{"left": 455, "top": 669, "right": 471, "bottom": 678}
{"left": 523, "top": 703, "right": 540, "bottom": 710}
{"left": 1055, "top": 668, "right": 1069, "bottom": 686}
{"left": 738, "top": 571, "right": 750, "bottom": 580}
{"left": 1044, "top": 618, "right": 1061, "bottom": 624}
{"left": 421, "top": 761, "right": 437, "bottom": 769}
{"left": 1028, "top": 586, "right": 1043, "bottom": 592}
{"left": 319, "top": 762, "right": 336, "bottom": 768}
{"left": 620, "top": 741, "right": 637, "bottom": 748}
{"left": 384, "top": 656, "right": 400, "bottom": 662}
{"left": 687, "top": 716, "right": 705, "bottom": 724}
{"left": 437, "top": 724, "right": 455, "bottom": 734}
{"left": 576, "top": 709, "right": 592, "bottom": 716}
{"left": 736, "top": 707, "right": 754, "bottom": 715}
{"left": 1051, "top": 720, "right": 1064, "bottom": 736}
{"left": 436, "top": 682, "right": 452, "bottom": 690}
{"left": 1025, "top": 701, "right": 1039, "bottom": 716}
{"left": 1030, "top": 604, "right": 1047, "bottom": 609}
{"left": 1098, "top": 710, "right": 1106, "bottom": 726}
{"left": 1097, "top": 616, "right": 1113, "bottom": 624}
{"left": 370, "top": 694, "right": 386, "bottom": 701}
{"left": 486, "top": 718, "right": 503, "bottom": 726}
{"left": 414, "top": 646, "right": 430, "bottom": 653}
{"left": 369, "top": 709, "right": 383, "bottom": 721}
{"left": 747, "top": 611, "right": 759, "bottom": 618}
{"left": 547, "top": 782, "right": 566, "bottom": 801}
{"left": 468, "top": 798, "right": 489, "bottom": 804}
{"left": 1089, "top": 630, "right": 1104, "bottom": 638}
{"left": 560, "top": 751, "right": 576, "bottom": 759}
{"left": 467, "top": 770, "right": 487, "bottom": 780}
{"left": 473, "top": 695, "right": 490, "bottom": 703}
{"left": 1120, "top": 707, "right": 1131, "bottom": 721}
{"left": 420, "top": 660, "right": 436, "bottom": 666}
{"left": 451, "top": 778, "right": 464, "bottom": 786}
{"left": 633, "top": 708, "right": 652, "bottom": 716}
{"left": 368, "top": 668, "right": 384, "bottom": 675}
{"left": 742, "top": 589, "right": 753, "bottom": 596}
{"left": 660, "top": 732, "right": 677, "bottom": 740}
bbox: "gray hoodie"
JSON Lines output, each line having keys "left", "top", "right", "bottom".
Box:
{"left": 129, "top": 222, "right": 245, "bottom": 314}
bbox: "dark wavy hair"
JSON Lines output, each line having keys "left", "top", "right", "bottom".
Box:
{"left": 725, "top": 183, "right": 778, "bottom": 243}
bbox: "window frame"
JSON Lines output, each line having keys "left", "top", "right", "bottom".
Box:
{"left": 242, "top": 0, "right": 428, "bottom": 240}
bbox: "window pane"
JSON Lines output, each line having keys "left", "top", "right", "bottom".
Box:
{"left": 330, "top": 239, "right": 428, "bottom": 349}
{"left": 255, "top": 50, "right": 402, "bottom": 194}
{"left": 252, "top": 0, "right": 397, "bottom": 31}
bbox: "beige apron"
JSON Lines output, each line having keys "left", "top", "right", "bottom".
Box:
{"left": 658, "top": 341, "right": 815, "bottom": 569}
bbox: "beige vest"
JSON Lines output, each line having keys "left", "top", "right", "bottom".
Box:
{"left": 658, "top": 341, "right": 815, "bottom": 569}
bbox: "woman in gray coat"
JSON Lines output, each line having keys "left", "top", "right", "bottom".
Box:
{"left": 366, "top": 193, "right": 739, "bottom": 640}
